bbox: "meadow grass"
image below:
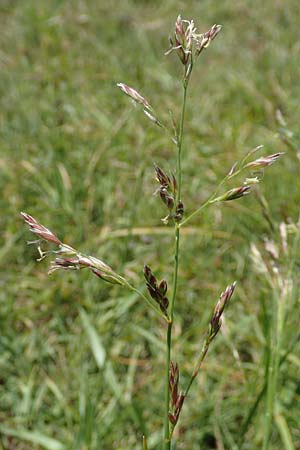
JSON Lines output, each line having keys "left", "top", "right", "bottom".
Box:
{"left": 1, "top": 0, "right": 300, "bottom": 448}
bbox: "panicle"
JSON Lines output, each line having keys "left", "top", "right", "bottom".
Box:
{"left": 117, "top": 83, "right": 151, "bottom": 109}
{"left": 173, "top": 15, "right": 195, "bottom": 65}
{"left": 155, "top": 165, "right": 172, "bottom": 188}
{"left": 195, "top": 24, "right": 222, "bottom": 55}
{"left": 21, "top": 212, "right": 62, "bottom": 245}
{"left": 166, "top": 16, "right": 222, "bottom": 67}
{"left": 168, "top": 360, "right": 185, "bottom": 426}
{"left": 154, "top": 166, "right": 183, "bottom": 224}
{"left": 143, "top": 265, "right": 169, "bottom": 315}
{"left": 117, "top": 83, "right": 162, "bottom": 127}
{"left": 21, "top": 212, "right": 124, "bottom": 286}
{"left": 49, "top": 253, "right": 124, "bottom": 285}
{"left": 169, "top": 361, "right": 179, "bottom": 408}
{"left": 214, "top": 186, "right": 252, "bottom": 202}
{"left": 209, "top": 282, "right": 236, "bottom": 340}
{"left": 160, "top": 187, "right": 175, "bottom": 210}
{"left": 245, "top": 152, "right": 284, "bottom": 169}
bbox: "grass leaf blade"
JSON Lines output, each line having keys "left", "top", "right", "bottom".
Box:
{"left": 80, "top": 309, "right": 106, "bottom": 369}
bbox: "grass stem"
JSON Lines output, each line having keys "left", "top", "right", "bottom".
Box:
{"left": 163, "top": 81, "right": 188, "bottom": 450}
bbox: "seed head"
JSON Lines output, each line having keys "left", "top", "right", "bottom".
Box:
{"left": 21, "top": 212, "right": 62, "bottom": 245}
{"left": 166, "top": 17, "right": 222, "bottom": 79}
{"left": 48, "top": 257, "right": 81, "bottom": 272}
{"left": 195, "top": 24, "right": 222, "bottom": 55}
{"left": 245, "top": 152, "right": 284, "bottom": 169}
{"left": 155, "top": 166, "right": 171, "bottom": 188}
{"left": 47, "top": 252, "right": 124, "bottom": 285}
{"left": 168, "top": 361, "right": 185, "bottom": 426}
{"left": 210, "top": 282, "right": 236, "bottom": 340}
{"left": 227, "top": 162, "right": 238, "bottom": 177}
{"left": 166, "top": 15, "right": 196, "bottom": 66}
{"left": 174, "top": 201, "right": 184, "bottom": 222}
{"left": 168, "top": 394, "right": 185, "bottom": 425}
{"left": 21, "top": 212, "right": 124, "bottom": 286}
{"left": 143, "top": 265, "right": 169, "bottom": 314}
{"left": 160, "top": 187, "right": 175, "bottom": 210}
{"left": 169, "top": 361, "right": 179, "bottom": 408}
{"left": 154, "top": 166, "right": 177, "bottom": 220}
{"left": 117, "top": 83, "right": 151, "bottom": 110}
{"left": 214, "top": 186, "right": 251, "bottom": 202}
{"left": 158, "top": 279, "right": 168, "bottom": 297}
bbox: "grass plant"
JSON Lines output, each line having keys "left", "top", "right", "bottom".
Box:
{"left": 19, "top": 13, "right": 284, "bottom": 450}
{"left": 1, "top": 1, "right": 300, "bottom": 449}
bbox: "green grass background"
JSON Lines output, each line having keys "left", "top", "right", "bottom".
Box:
{"left": 1, "top": 0, "right": 300, "bottom": 449}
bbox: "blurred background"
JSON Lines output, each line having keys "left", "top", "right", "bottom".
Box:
{"left": 1, "top": 0, "right": 300, "bottom": 449}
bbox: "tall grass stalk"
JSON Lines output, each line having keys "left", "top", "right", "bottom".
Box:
{"left": 20, "top": 15, "right": 284, "bottom": 449}
{"left": 163, "top": 77, "right": 188, "bottom": 450}
{"left": 246, "top": 170, "right": 300, "bottom": 449}
{"left": 262, "top": 218, "right": 300, "bottom": 449}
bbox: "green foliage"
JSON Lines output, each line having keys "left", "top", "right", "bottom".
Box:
{"left": 1, "top": 0, "right": 300, "bottom": 448}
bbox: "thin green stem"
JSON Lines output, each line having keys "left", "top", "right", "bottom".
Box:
{"left": 180, "top": 170, "right": 231, "bottom": 227}
{"left": 185, "top": 337, "right": 210, "bottom": 397}
{"left": 163, "top": 80, "right": 188, "bottom": 450}
{"left": 177, "top": 83, "right": 188, "bottom": 202}
{"left": 263, "top": 281, "right": 287, "bottom": 449}
{"left": 263, "top": 321, "right": 275, "bottom": 450}
{"left": 180, "top": 147, "right": 260, "bottom": 228}
{"left": 180, "top": 198, "right": 214, "bottom": 227}
{"left": 170, "top": 224, "right": 180, "bottom": 317}
{"left": 149, "top": 106, "right": 177, "bottom": 146}
{"left": 164, "top": 322, "right": 172, "bottom": 449}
